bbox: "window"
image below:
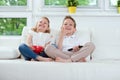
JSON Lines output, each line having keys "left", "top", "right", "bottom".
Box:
{"left": 0, "top": 0, "right": 32, "bottom": 11}
{"left": 110, "top": 0, "right": 117, "bottom": 6}
{"left": 45, "top": 0, "right": 97, "bottom": 7}
{"left": 44, "top": 0, "right": 118, "bottom": 8}
{"left": 0, "top": 18, "right": 26, "bottom": 35}
{"left": 40, "top": 0, "right": 119, "bottom": 14}
{"left": 39, "top": 0, "right": 100, "bottom": 13}
{"left": 105, "top": 0, "right": 118, "bottom": 10}
{"left": 0, "top": 0, "right": 27, "bottom": 6}
{"left": 0, "top": 0, "right": 32, "bottom": 36}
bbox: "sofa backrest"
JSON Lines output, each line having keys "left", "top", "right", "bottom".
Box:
{"left": 0, "top": 36, "right": 21, "bottom": 59}
{"left": 91, "top": 27, "right": 120, "bottom": 60}
{"left": 21, "top": 27, "right": 31, "bottom": 44}
{"left": 0, "top": 36, "right": 21, "bottom": 48}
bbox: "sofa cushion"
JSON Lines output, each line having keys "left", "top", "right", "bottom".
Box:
{"left": 0, "top": 36, "right": 21, "bottom": 59}
{"left": 76, "top": 28, "right": 90, "bottom": 45}
{"left": 21, "top": 27, "right": 31, "bottom": 43}
{"left": 92, "top": 46, "right": 120, "bottom": 60}
{"left": 0, "top": 36, "right": 21, "bottom": 47}
{"left": 91, "top": 27, "right": 120, "bottom": 60}
{"left": 1, "top": 60, "right": 120, "bottom": 80}
{"left": 0, "top": 47, "right": 20, "bottom": 59}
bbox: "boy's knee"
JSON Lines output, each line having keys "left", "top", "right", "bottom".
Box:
{"left": 85, "top": 42, "right": 95, "bottom": 51}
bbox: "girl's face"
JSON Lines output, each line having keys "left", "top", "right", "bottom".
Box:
{"left": 36, "top": 18, "right": 49, "bottom": 32}
{"left": 62, "top": 19, "right": 76, "bottom": 35}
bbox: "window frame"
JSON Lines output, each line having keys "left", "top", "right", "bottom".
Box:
{"left": 0, "top": 0, "right": 32, "bottom": 11}
{"left": 34, "top": 0, "right": 119, "bottom": 16}
{"left": 39, "top": 0, "right": 103, "bottom": 12}
{"left": 0, "top": 12, "right": 32, "bottom": 36}
{"left": 105, "top": 0, "right": 118, "bottom": 11}
{"left": 0, "top": 0, "right": 33, "bottom": 36}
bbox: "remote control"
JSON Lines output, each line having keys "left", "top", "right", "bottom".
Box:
{"left": 68, "top": 45, "right": 83, "bottom": 51}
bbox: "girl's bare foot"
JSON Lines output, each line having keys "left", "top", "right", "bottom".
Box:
{"left": 55, "top": 57, "right": 72, "bottom": 62}
{"left": 36, "top": 56, "right": 53, "bottom": 62}
{"left": 31, "top": 59, "right": 36, "bottom": 61}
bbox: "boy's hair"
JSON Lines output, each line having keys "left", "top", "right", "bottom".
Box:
{"left": 63, "top": 16, "right": 76, "bottom": 28}
{"left": 32, "top": 17, "right": 50, "bottom": 33}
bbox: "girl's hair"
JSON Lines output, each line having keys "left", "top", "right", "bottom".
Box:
{"left": 63, "top": 16, "right": 76, "bottom": 28}
{"left": 32, "top": 17, "right": 50, "bottom": 33}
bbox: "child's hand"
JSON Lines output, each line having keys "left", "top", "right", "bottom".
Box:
{"left": 61, "top": 27, "right": 67, "bottom": 36}
{"left": 68, "top": 45, "right": 83, "bottom": 52}
{"left": 29, "top": 46, "right": 35, "bottom": 50}
{"left": 72, "top": 46, "right": 80, "bottom": 52}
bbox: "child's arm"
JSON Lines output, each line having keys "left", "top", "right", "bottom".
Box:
{"left": 57, "top": 27, "right": 66, "bottom": 50}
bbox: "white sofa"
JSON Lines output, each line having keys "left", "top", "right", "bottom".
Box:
{"left": 0, "top": 26, "right": 120, "bottom": 80}
{"left": 0, "top": 36, "right": 21, "bottom": 59}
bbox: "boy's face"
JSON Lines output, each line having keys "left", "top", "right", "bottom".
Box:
{"left": 62, "top": 19, "right": 76, "bottom": 34}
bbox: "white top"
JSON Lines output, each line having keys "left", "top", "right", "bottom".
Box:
{"left": 29, "top": 30, "right": 52, "bottom": 46}
{"left": 62, "top": 34, "right": 81, "bottom": 51}
{"left": 54, "top": 32, "right": 82, "bottom": 51}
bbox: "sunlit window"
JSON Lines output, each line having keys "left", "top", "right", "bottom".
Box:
{"left": 110, "top": 0, "right": 117, "bottom": 6}
{"left": 0, "top": 0, "right": 29, "bottom": 36}
{"left": 45, "top": 0, "right": 97, "bottom": 6}
{"left": 0, "top": 0, "right": 27, "bottom": 6}
{"left": 0, "top": 18, "right": 26, "bottom": 35}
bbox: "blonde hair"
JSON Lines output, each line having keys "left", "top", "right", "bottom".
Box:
{"left": 31, "top": 17, "right": 50, "bottom": 33}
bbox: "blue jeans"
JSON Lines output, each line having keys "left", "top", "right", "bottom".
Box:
{"left": 18, "top": 43, "right": 49, "bottom": 61}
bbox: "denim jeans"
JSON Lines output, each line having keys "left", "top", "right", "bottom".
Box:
{"left": 18, "top": 43, "right": 48, "bottom": 61}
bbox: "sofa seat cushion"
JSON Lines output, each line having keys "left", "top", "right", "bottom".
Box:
{"left": 0, "top": 59, "right": 120, "bottom": 80}
{"left": 0, "top": 47, "right": 20, "bottom": 59}
{"left": 92, "top": 45, "right": 120, "bottom": 60}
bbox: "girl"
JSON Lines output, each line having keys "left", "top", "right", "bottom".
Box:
{"left": 45, "top": 16, "right": 95, "bottom": 62}
{"left": 19, "top": 17, "right": 53, "bottom": 61}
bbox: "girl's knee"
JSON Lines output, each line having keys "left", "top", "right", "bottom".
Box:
{"left": 18, "top": 43, "right": 27, "bottom": 50}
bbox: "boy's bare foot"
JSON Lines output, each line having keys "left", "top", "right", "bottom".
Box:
{"left": 55, "top": 57, "right": 72, "bottom": 62}
{"left": 79, "top": 58, "right": 86, "bottom": 62}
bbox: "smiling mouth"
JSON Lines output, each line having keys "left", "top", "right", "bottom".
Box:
{"left": 66, "top": 29, "right": 71, "bottom": 30}
{"left": 39, "top": 25, "right": 45, "bottom": 28}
